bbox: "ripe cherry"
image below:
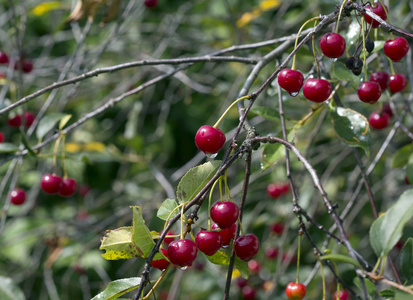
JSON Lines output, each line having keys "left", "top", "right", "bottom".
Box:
{"left": 319, "top": 33, "right": 346, "bottom": 58}
{"left": 370, "top": 72, "right": 389, "bottom": 91}
{"left": 382, "top": 103, "right": 394, "bottom": 118}
{"left": 151, "top": 248, "right": 170, "bottom": 271}
{"left": 357, "top": 81, "right": 381, "bottom": 104}
{"left": 195, "top": 125, "right": 226, "bottom": 155}
{"left": 24, "top": 112, "right": 35, "bottom": 127}
{"left": 195, "top": 230, "right": 222, "bottom": 256}
{"left": 248, "top": 259, "right": 260, "bottom": 274}
{"left": 303, "top": 78, "right": 332, "bottom": 103}
{"left": 144, "top": 0, "right": 158, "bottom": 8}
{"left": 333, "top": 290, "right": 351, "bottom": 300}
{"left": 389, "top": 74, "right": 408, "bottom": 93}
{"left": 210, "top": 201, "right": 239, "bottom": 229}
{"left": 241, "top": 286, "right": 257, "bottom": 300}
{"left": 285, "top": 282, "right": 306, "bottom": 300}
{"left": 41, "top": 174, "right": 63, "bottom": 194}
{"left": 163, "top": 230, "right": 176, "bottom": 246}
{"left": 59, "top": 178, "right": 78, "bottom": 197}
{"left": 0, "top": 132, "right": 4, "bottom": 143}
{"left": 211, "top": 222, "right": 236, "bottom": 247}
{"left": 265, "top": 247, "right": 279, "bottom": 259}
{"left": 10, "top": 188, "right": 26, "bottom": 205}
{"left": 167, "top": 239, "right": 198, "bottom": 268}
{"left": 369, "top": 112, "right": 389, "bottom": 130}
{"left": 237, "top": 277, "right": 249, "bottom": 288}
{"left": 384, "top": 37, "right": 409, "bottom": 62}
{"left": 234, "top": 234, "right": 260, "bottom": 262}
{"left": 270, "top": 222, "right": 284, "bottom": 235}
{"left": 22, "top": 60, "right": 33, "bottom": 73}
{"left": 0, "top": 52, "right": 9, "bottom": 64}
{"left": 8, "top": 114, "right": 22, "bottom": 128}
{"left": 266, "top": 183, "right": 282, "bottom": 198}
{"left": 364, "top": 2, "right": 388, "bottom": 28}
{"left": 278, "top": 69, "right": 304, "bottom": 96}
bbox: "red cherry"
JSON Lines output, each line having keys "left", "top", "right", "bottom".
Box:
{"left": 384, "top": 37, "right": 409, "bottom": 62}
{"left": 357, "top": 81, "right": 381, "bottom": 104}
{"left": 364, "top": 2, "right": 388, "bottom": 28}
{"left": 151, "top": 248, "right": 170, "bottom": 271}
{"left": 41, "top": 174, "right": 63, "bottom": 194}
{"left": 237, "top": 277, "right": 249, "bottom": 288}
{"left": 333, "top": 290, "right": 351, "bottom": 300}
{"left": 24, "top": 112, "right": 35, "bottom": 127}
{"left": 144, "top": 0, "right": 158, "bottom": 8}
{"left": 389, "top": 74, "right": 408, "bottom": 93}
{"left": 382, "top": 103, "right": 394, "bottom": 118}
{"left": 59, "top": 178, "right": 77, "bottom": 197}
{"left": 210, "top": 201, "right": 239, "bottom": 229}
{"left": 78, "top": 185, "right": 91, "bottom": 197}
{"left": 211, "top": 222, "right": 236, "bottom": 248}
{"left": 248, "top": 259, "right": 260, "bottom": 274}
{"left": 370, "top": 72, "right": 389, "bottom": 91}
{"left": 319, "top": 33, "right": 346, "bottom": 58}
{"left": 195, "top": 230, "right": 222, "bottom": 256}
{"left": 265, "top": 247, "right": 279, "bottom": 259}
{"left": 405, "top": 175, "right": 411, "bottom": 185}
{"left": 278, "top": 69, "right": 304, "bottom": 96}
{"left": 266, "top": 183, "right": 282, "bottom": 198}
{"left": 234, "top": 234, "right": 260, "bottom": 262}
{"left": 0, "top": 132, "right": 4, "bottom": 143}
{"left": 22, "top": 60, "right": 33, "bottom": 73}
{"left": 270, "top": 222, "right": 284, "bottom": 235}
{"left": 163, "top": 230, "right": 176, "bottom": 246}
{"left": 10, "top": 188, "right": 26, "bottom": 205}
{"left": 8, "top": 114, "right": 22, "bottom": 128}
{"left": 303, "top": 78, "right": 332, "bottom": 103}
{"left": 285, "top": 282, "right": 307, "bottom": 300}
{"left": 167, "top": 239, "right": 198, "bottom": 268}
{"left": 194, "top": 125, "right": 226, "bottom": 155}
{"left": 0, "top": 52, "right": 9, "bottom": 64}
{"left": 241, "top": 286, "right": 257, "bottom": 300}
{"left": 369, "top": 112, "right": 389, "bottom": 130}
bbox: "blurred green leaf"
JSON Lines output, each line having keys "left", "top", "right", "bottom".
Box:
{"left": 353, "top": 277, "right": 376, "bottom": 297}
{"left": 320, "top": 253, "right": 362, "bottom": 268}
{"left": 392, "top": 144, "right": 413, "bottom": 168}
{"left": 36, "top": 113, "right": 69, "bottom": 140}
{"left": 250, "top": 107, "right": 281, "bottom": 122}
{"left": 0, "top": 276, "right": 25, "bottom": 300}
{"left": 407, "top": 156, "right": 413, "bottom": 185}
{"left": 395, "top": 291, "right": 413, "bottom": 300}
{"left": 91, "top": 277, "right": 141, "bottom": 300}
{"left": 332, "top": 62, "right": 360, "bottom": 83}
{"left": 59, "top": 114, "right": 72, "bottom": 130}
{"left": 157, "top": 198, "right": 178, "bottom": 221}
{"left": 0, "top": 143, "right": 19, "bottom": 153}
{"left": 260, "top": 130, "right": 294, "bottom": 171}
{"left": 401, "top": 237, "right": 413, "bottom": 280}
{"left": 379, "top": 289, "right": 395, "bottom": 297}
{"left": 205, "top": 249, "right": 249, "bottom": 279}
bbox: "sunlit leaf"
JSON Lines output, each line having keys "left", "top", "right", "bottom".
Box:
{"left": 59, "top": 114, "right": 72, "bottom": 130}
{"left": 131, "top": 206, "right": 155, "bottom": 258}
{"left": 100, "top": 227, "right": 142, "bottom": 260}
{"left": 31, "top": 1, "right": 63, "bottom": 16}
{"left": 0, "top": 143, "right": 19, "bottom": 153}
{"left": 91, "top": 277, "right": 141, "bottom": 300}
{"left": 157, "top": 199, "right": 179, "bottom": 221}
{"left": 36, "top": 113, "right": 69, "bottom": 140}
{"left": 0, "top": 276, "right": 25, "bottom": 300}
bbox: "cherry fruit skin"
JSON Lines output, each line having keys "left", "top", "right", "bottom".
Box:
{"left": 271, "top": 222, "right": 284, "bottom": 235}
{"left": 210, "top": 201, "right": 239, "bottom": 229}
{"left": 333, "top": 290, "right": 351, "bottom": 300}
{"left": 278, "top": 69, "right": 304, "bottom": 96}
{"left": 0, "top": 52, "right": 9, "bottom": 64}
{"left": 303, "top": 78, "right": 332, "bottom": 103}
{"left": 369, "top": 112, "right": 389, "bottom": 130}
{"left": 384, "top": 37, "right": 409, "bottom": 62}
{"left": 0, "top": 132, "right": 4, "bottom": 143}
{"left": 370, "top": 72, "right": 389, "bottom": 91}
{"left": 167, "top": 239, "right": 198, "bottom": 268}
{"left": 248, "top": 259, "right": 260, "bottom": 274}
{"left": 195, "top": 125, "right": 226, "bottom": 155}
{"left": 382, "top": 103, "right": 393, "bottom": 118}
{"left": 389, "top": 74, "right": 408, "bottom": 93}
{"left": 195, "top": 230, "right": 222, "bottom": 256}
{"left": 265, "top": 247, "right": 279, "bottom": 259}
{"left": 234, "top": 234, "right": 260, "bottom": 262}
{"left": 41, "top": 174, "right": 63, "bottom": 194}
{"left": 151, "top": 248, "right": 170, "bottom": 271}
{"left": 211, "top": 222, "right": 236, "bottom": 247}
{"left": 10, "top": 188, "right": 26, "bottom": 205}
{"left": 241, "top": 286, "right": 257, "bottom": 300}
{"left": 319, "top": 33, "right": 346, "bottom": 58}
{"left": 163, "top": 230, "right": 176, "bottom": 246}
{"left": 285, "top": 282, "right": 307, "bottom": 300}
{"left": 364, "top": 2, "right": 388, "bottom": 28}
{"left": 144, "top": 0, "right": 158, "bottom": 8}
{"left": 8, "top": 114, "right": 22, "bottom": 128}
{"left": 357, "top": 82, "right": 381, "bottom": 104}
{"left": 24, "top": 112, "right": 35, "bottom": 127}
{"left": 22, "top": 60, "right": 33, "bottom": 73}
{"left": 59, "top": 178, "right": 78, "bottom": 197}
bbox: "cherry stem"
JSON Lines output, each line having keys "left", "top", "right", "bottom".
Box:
{"left": 208, "top": 178, "right": 221, "bottom": 231}
{"left": 296, "top": 232, "right": 302, "bottom": 283}
{"left": 316, "top": 254, "right": 326, "bottom": 300}
{"left": 237, "top": 218, "right": 245, "bottom": 236}
{"left": 335, "top": 0, "right": 349, "bottom": 33}
{"left": 213, "top": 95, "right": 250, "bottom": 128}
{"left": 61, "top": 134, "right": 67, "bottom": 178}
{"left": 311, "top": 20, "right": 321, "bottom": 79}
{"left": 53, "top": 135, "right": 63, "bottom": 175}
{"left": 361, "top": 18, "right": 368, "bottom": 81}
{"left": 180, "top": 204, "right": 185, "bottom": 239}
{"left": 219, "top": 177, "right": 223, "bottom": 202}
{"left": 293, "top": 17, "right": 319, "bottom": 70}
{"left": 388, "top": 57, "right": 396, "bottom": 75}
{"left": 372, "top": 256, "right": 382, "bottom": 274}
{"left": 377, "top": 0, "right": 393, "bottom": 38}
{"left": 379, "top": 256, "right": 387, "bottom": 276}
{"left": 142, "top": 265, "right": 170, "bottom": 300}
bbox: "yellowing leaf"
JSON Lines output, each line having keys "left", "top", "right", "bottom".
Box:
{"left": 100, "top": 227, "right": 142, "bottom": 260}
{"left": 65, "top": 142, "right": 105, "bottom": 153}
{"left": 237, "top": 0, "right": 281, "bottom": 28}
{"left": 31, "top": 2, "right": 63, "bottom": 16}
{"left": 85, "top": 142, "right": 106, "bottom": 152}
{"left": 259, "top": 0, "right": 281, "bottom": 10}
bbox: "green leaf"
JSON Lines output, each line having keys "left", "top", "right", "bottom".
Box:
{"left": 395, "top": 291, "right": 413, "bottom": 300}
{"left": 392, "top": 144, "right": 413, "bottom": 168}
{"left": 0, "top": 143, "right": 19, "bottom": 153}
{"left": 379, "top": 289, "right": 395, "bottom": 297}
{"left": 36, "top": 113, "right": 68, "bottom": 140}
{"left": 369, "top": 189, "right": 413, "bottom": 257}
{"left": 131, "top": 206, "right": 155, "bottom": 258}
{"left": 157, "top": 198, "right": 178, "bottom": 221}
{"left": 250, "top": 107, "right": 280, "bottom": 122}
{"left": 320, "top": 253, "right": 362, "bottom": 268}
{"left": 205, "top": 249, "right": 249, "bottom": 279}
{"left": 332, "top": 62, "right": 360, "bottom": 83}
{"left": 0, "top": 276, "right": 26, "bottom": 300}
{"left": 330, "top": 107, "right": 370, "bottom": 156}
{"left": 260, "top": 130, "right": 294, "bottom": 171}
{"left": 91, "top": 277, "right": 141, "bottom": 300}
{"left": 407, "top": 156, "right": 413, "bottom": 185}
{"left": 176, "top": 160, "right": 221, "bottom": 205}
{"left": 59, "top": 114, "right": 72, "bottom": 130}
{"left": 100, "top": 227, "right": 142, "bottom": 260}
{"left": 353, "top": 277, "right": 377, "bottom": 297}
{"left": 401, "top": 237, "right": 413, "bottom": 280}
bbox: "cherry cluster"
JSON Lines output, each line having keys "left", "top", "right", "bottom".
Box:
{"left": 266, "top": 182, "right": 290, "bottom": 199}
{"left": 41, "top": 174, "right": 78, "bottom": 197}
{"left": 0, "top": 51, "right": 33, "bottom": 75}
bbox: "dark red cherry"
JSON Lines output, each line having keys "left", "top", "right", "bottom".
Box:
{"left": 364, "top": 2, "right": 388, "bottom": 28}
{"left": 241, "top": 286, "right": 257, "bottom": 300}
{"left": 167, "top": 239, "right": 198, "bottom": 268}
{"left": 234, "top": 234, "right": 260, "bottom": 262}
{"left": 211, "top": 222, "right": 236, "bottom": 247}
{"left": 370, "top": 72, "right": 389, "bottom": 91}
{"left": 333, "top": 290, "right": 351, "bottom": 300}
{"left": 319, "top": 33, "right": 346, "bottom": 58}
{"left": 389, "top": 74, "right": 408, "bottom": 93}
{"left": 237, "top": 277, "right": 249, "bottom": 288}
{"left": 195, "top": 230, "right": 222, "bottom": 256}
{"left": 0, "top": 52, "right": 9, "bottom": 64}
{"left": 24, "top": 112, "right": 35, "bottom": 127}
{"left": 8, "top": 114, "right": 22, "bottom": 128}
{"left": 266, "top": 183, "right": 282, "bottom": 198}
{"left": 210, "top": 201, "right": 239, "bottom": 229}
{"left": 382, "top": 103, "right": 393, "bottom": 118}
{"left": 384, "top": 37, "right": 409, "bottom": 62}
{"left": 285, "top": 282, "right": 307, "bottom": 300}
{"left": 369, "top": 112, "right": 389, "bottom": 130}
{"left": 271, "top": 222, "right": 284, "bottom": 235}
{"left": 195, "top": 125, "right": 226, "bottom": 155}
{"left": 58, "top": 178, "right": 77, "bottom": 197}
{"left": 357, "top": 81, "right": 381, "bottom": 104}
{"left": 0, "top": 132, "right": 4, "bottom": 143}
{"left": 41, "top": 174, "right": 63, "bottom": 194}
{"left": 10, "top": 188, "right": 26, "bottom": 205}
{"left": 144, "top": 0, "right": 158, "bottom": 8}
{"left": 265, "top": 247, "right": 279, "bottom": 259}
{"left": 278, "top": 69, "right": 304, "bottom": 96}
{"left": 22, "top": 60, "right": 33, "bottom": 73}
{"left": 162, "top": 230, "right": 176, "bottom": 246}
{"left": 151, "top": 248, "right": 170, "bottom": 271}
{"left": 303, "top": 78, "right": 332, "bottom": 103}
